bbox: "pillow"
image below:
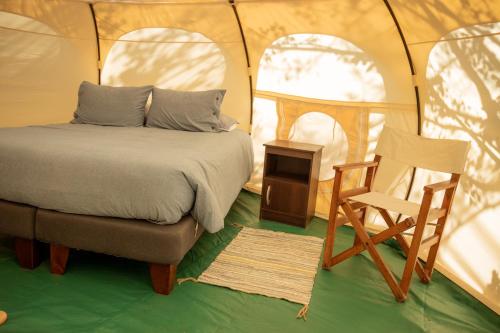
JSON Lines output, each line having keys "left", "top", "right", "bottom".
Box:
{"left": 72, "top": 81, "right": 152, "bottom": 127}
{"left": 146, "top": 88, "right": 226, "bottom": 132}
{"left": 218, "top": 113, "right": 239, "bottom": 131}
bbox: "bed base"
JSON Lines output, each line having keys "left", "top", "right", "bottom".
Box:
{"left": 36, "top": 209, "right": 202, "bottom": 295}
{"left": 0, "top": 199, "right": 203, "bottom": 295}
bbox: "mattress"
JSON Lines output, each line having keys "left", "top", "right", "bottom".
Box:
{"left": 0, "top": 124, "right": 253, "bottom": 233}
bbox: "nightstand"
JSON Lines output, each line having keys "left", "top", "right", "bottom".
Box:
{"left": 260, "top": 140, "right": 323, "bottom": 228}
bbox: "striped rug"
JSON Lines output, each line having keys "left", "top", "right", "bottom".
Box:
{"left": 194, "top": 227, "right": 324, "bottom": 318}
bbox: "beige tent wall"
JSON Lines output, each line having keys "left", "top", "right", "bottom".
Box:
{"left": 0, "top": 0, "right": 98, "bottom": 127}
{"left": 93, "top": 1, "right": 251, "bottom": 131}
{"left": 238, "top": 0, "right": 417, "bottom": 221}
{"left": 388, "top": 0, "right": 500, "bottom": 313}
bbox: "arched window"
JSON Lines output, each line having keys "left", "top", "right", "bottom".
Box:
{"left": 256, "top": 34, "right": 385, "bottom": 101}
{"left": 101, "top": 27, "right": 226, "bottom": 91}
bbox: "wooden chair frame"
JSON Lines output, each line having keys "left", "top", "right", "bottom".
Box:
{"left": 322, "top": 155, "right": 460, "bottom": 302}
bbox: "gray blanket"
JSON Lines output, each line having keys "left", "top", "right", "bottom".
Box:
{"left": 0, "top": 124, "right": 253, "bottom": 233}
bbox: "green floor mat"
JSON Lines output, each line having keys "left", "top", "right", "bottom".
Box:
{"left": 0, "top": 190, "right": 498, "bottom": 332}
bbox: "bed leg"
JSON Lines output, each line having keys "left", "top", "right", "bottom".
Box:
{"left": 149, "top": 263, "right": 177, "bottom": 295}
{"left": 15, "top": 238, "right": 40, "bottom": 269}
{"left": 50, "top": 243, "right": 70, "bottom": 275}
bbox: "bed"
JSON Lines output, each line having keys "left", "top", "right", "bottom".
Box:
{"left": 0, "top": 123, "right": 253, "bottom": 293}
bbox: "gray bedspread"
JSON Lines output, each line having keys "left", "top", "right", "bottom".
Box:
{"left": 0, "top": 124, "right": 253, "bottom": 233}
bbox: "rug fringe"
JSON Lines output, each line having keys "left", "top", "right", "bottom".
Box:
{"left": 296, "top": 304, "right": 309, "bottom": 321}
{"left": 177, "top": 277, "right": 198, "bottom": 285}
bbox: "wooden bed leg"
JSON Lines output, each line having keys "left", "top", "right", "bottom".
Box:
{"left": 149, "top": 263, "right": 177, "bottom": 295}
{"left": 15, "top": 238, "right": 40, "bottom": 269}
{"left": 50, "top": 244, "right": 70, "bottom": 275}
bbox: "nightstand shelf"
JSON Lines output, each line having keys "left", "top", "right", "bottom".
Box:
{"left": 260, "top": 140, "right": 323, "bottom": 228}
{"left": 264, "top": 174, "right": 309, "bottom": 186}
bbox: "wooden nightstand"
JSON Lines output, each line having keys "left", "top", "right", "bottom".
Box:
{"left": 260, "top": 140, "right": 323, "bottom": 228}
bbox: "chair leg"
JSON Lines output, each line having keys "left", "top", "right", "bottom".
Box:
{"left": 149, "top": 263, "right": 177, "bottom": 295}
{"left": 352, "top": 158, "right": 379, "bottom": 250}
{"left": 423, "top": 181, "right": 458, "bottom": 280}
{"left": 50, "top": 244, "right": 70, "bottom": 275}
{"left": 423, "top": 217, "right": 448, "bottom": 281}
{"left": 322, "top": 170, "right": 343, "bottom": 269}
{"left": 400, "top": 192, "right": 433, "bottom": 294}
{"left": 323, "top": 215, "right": 339, "bottom": 270}
{"left": 424, "top": 241, "right": 441, "bottom": 281}
{"left": 342, "top": 202, "right": 406, "bottom": 302}
{"left": 392, "top": 232, "right": 430, "bottom": 284}
{"left": 352, "top": 207, "right": 366, "bottom": 249}
{"left": 377, "top": 208, "right": 430, "bottom": 283}
{"left": 400, "top": 231, "right": 426, "bottom": 294}
{"left": 15, "top": 238, "right": 41, "bottom": 269}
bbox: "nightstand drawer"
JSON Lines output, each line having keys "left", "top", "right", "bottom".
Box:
{"left": 261, "top": 178, "right": 308, "bottom": 217}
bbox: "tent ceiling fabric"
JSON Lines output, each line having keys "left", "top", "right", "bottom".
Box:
{"left": 93, "top": 2, "right": 241, "bottom": 43}
{"left": 388, "top": 0, "right": 500, "bottom": 45}
{"left": 0, "top": 0, "right": 498, "bottom": 315}
{"left": 1, "top": 0, "right": 96, "bottom": 39}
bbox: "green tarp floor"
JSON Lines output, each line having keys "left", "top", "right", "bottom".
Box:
{"left": 0, "top": 190, "right": 498, "bottom": 332}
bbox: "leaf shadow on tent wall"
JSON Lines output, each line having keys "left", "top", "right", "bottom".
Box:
{"left": 401, "top": 0, "right": 500, "bottom": 303}
{"left": 101, "top": 27, "right": 226, "bottom": 93}
{"left": 0, "top": 10, "right": 93, "bottom": 126}
{"left": 423, "top": 24, "right": 499, "bottom": 301}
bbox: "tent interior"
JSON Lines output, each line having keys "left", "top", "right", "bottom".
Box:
{"left": 0, "top": 0, "right": 498, "bottom": 332}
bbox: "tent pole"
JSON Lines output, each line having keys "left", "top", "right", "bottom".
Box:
{"left": 383, "top": 0, "right": 420, "bottom": 219}
{"left": 382, "top": 0, "right": 420, "bottom": 133}
{"left": 229, "top": 0, "right": 253, "bottom": 132}
{"left": 89, "top": 3, "right": 101, "bottom": 85}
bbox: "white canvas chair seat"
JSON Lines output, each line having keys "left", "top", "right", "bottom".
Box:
{"left": 348, "top": 192, "right": 443, "bottom": 222}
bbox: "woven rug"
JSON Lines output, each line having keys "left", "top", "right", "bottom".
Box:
{"left": 181, "top": 227, "right": 324, "bottom": 319}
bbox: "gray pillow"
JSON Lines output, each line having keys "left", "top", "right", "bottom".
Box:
{"left": 218, "top": 114, "right": 239, "bottom": 131}
{"left": 146, "top": 88, "right": 226, "bottom": 132}
{"left": 72, "top": 81, "right": 152, "bottom": 127}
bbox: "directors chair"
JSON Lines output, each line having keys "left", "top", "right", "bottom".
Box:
{"left": 322, "top": 127, "right": 470, "bottom": 302}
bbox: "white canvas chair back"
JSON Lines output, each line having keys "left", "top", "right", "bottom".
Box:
{"left": 374, "top": 127, "right": 470, "bottom": 174}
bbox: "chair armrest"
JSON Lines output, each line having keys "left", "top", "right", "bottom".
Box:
{"left": 424, "top": 180, "right": 458, "bottom": 193}
{"left": 333, "top": 161, "right": 379, "bottom": 171}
